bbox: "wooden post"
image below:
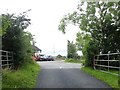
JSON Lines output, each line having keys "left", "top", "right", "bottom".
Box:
{"left": 108, "top": 55, "right": 109, "bottom": 71}
{"left": 12, "top": 52, "right": 14, "bottom": 69}
{"left": 93, "top": 56, "right": 96, "bottom": 69}
{"left": 99, "top": 55, "right": 101, "bottom": 70}
{"left": 6, "top": 51, "right": 9, "bottom": 69}
{"left": 0, "top": 50, "right": 1, "bottom": 69}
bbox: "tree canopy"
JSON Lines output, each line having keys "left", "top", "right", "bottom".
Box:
{"left": 58, "top": 1, "right": 120, "bottom": 66}
{"left": 67, "top": 40, "right": 77, "bottom": 59}
{"left": 1, "top": 10, "right": 34, "bottom": 69}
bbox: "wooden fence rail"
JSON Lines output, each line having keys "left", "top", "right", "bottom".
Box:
{"left": 94, "top": 53, "right": 120, "bottom": 76}
{"left": 0, "top": 50, "right": 14, "bottom": 69}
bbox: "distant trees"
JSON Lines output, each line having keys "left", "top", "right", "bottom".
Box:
{"left": 1, "top": 10, "right": 34, "bottom": 69}
{"left": 56, "top": 54, "right": 62, "bottom": 58}
{"left": 67, "top": 40, "right": 79, "bottom": 60}
{"left": 56, "top": 54, "right": 66, "bottom": 60}
{"left": 58, "top": 1, "right": 120, "bottom": 66}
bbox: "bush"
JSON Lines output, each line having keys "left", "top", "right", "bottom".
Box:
{"left": 65, "top": 58, "right": 82, "bottom": 63}
{"left": 83, "top": 40, "right": 99, "bottom": 67}
{"left": 2, "top": 13, "right": 34, "bottom": 69}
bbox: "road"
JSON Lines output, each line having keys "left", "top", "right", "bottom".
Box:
{"left": 36, "top": 60, "right": 111, "bottom": 89}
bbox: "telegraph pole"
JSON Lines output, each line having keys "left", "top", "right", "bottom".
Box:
{"left": 53, "top": 45, "right": 55, "bottom": 57}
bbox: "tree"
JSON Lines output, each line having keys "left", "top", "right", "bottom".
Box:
{"left": 58, "top": 1, "right": 120, "bottom": 66}
{"left": 67, "top": 40, "right": 78, "bottom": 59}
{"left": 57, "top": 54, "right": 62, "bottom": 58}
{"left": 2, "top": 10, "right": 33, "bottom": 69}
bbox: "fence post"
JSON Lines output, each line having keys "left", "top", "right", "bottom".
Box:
{"left": 93, "top": 56, "right": 95, "bottom": 69}
{"left": 6, "top": 51, "right": 9, "bottom": 69}
{"left": 118, "top": 54, "right": 120, "bottom": 87}
{"left": 12, "top": 52, "right": 14, "bottom": 69}
{"left": 0, "top": 50, "right": 1, "bottom": 69}
{"left": 99, "top": 55, "right": 101, "bottom": 70}
{"left": 108, "top": 54, "right": 109, "bottom": 71}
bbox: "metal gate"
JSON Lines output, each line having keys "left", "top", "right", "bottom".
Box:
{"left": 94, "top": 53, "right": 120, "bottom": 76}
{"left": 0, "top": 50, "right": 14, "bottom": 69}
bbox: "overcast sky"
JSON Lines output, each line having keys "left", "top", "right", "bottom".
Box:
{"left": 1, "top": 0, "right": 82, "bottom": 56}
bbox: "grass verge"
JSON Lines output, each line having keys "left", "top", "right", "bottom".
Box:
{"left": 2, "top": 60, "right": 40, "bottom": 89}
{"left": 65, "top": 58, "right": 83, "bottom": 63}
{"left": 81, "top": 67, "right": 119, "bottom": 89}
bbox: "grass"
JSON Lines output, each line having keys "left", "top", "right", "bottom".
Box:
{"left": 81, "top": 67, "right": 119, "bottom": 89}
{"left": 0, "top": 74, "right": 1, "bottom": 90}
{"left": 65, "top": 58, "right": 83, "bottom": 63}
{"left": 2, "top": 60, "right": 40, "bottom": 89}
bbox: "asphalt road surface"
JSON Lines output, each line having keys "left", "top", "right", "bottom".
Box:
{"left": 36, "top": 60, "right": 111, "bottom": 89}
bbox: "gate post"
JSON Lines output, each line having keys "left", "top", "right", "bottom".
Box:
{"left": 93, "top": 56, "right": 95, "bottom": 69}
{"left": 6, "top": 51, "right": 9, "bottom": 69}
{"left": 108, "top": 54, "right": 109, "bottom": 71}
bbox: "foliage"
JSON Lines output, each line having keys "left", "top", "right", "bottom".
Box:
{"left": 0, "top": 15, "right": 11, "bottom": 36}
{"left": 67, "top": 40, "right": 78, "bottom": 59}
{"left": 58, "top": 1, "right": 120, "bottom": 66}
{"left": 2, "top": 60, "right": 40, "bottom": 88}
{"left": 84, "top": 40, "right": 99, "bottom": 66}
{"left": 56, "top": 54, "right": 62, "bottom": 58}
{"left": 2, "top": 11, "right": 33, "bottom": 69}
{"left": 65, "top": 58, "right": 82, "bottom": 63}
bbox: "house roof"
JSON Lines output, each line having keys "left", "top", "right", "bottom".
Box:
{"left": 32, "top": 45, "right": 42, "bottom": 52}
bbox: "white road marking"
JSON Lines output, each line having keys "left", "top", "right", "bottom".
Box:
{"left": 60, "top": 66, "right": 62, "bottom": 69}
{"left": 37, "top": 61, "right": 82, "bottom": 69}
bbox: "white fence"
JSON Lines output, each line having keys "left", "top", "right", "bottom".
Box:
{"left": 0, "top": 50, "right": 14, "bottom": 69}
{"left": 94, "top": 53, "right": 120, "bottom": 76}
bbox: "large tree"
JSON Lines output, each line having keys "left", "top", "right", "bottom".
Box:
{"left": 58, "top": 1, "right": 120, "bottom": 66}
{"left": 2, "top": 10, "right": 33, "bottom": 69}
{"left": 67, "top": 40, "right": 78, "bottom": 59}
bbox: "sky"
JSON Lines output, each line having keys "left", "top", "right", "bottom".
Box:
{"left": 0, "top": 0, "right": 82, "bottom": 56}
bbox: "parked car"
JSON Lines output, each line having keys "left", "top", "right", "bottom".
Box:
{"left": 34, "top": 54, "right": 43, "bottom": 61}
{"left": 36, "top": 54, "right": 54, "bottom": 61}
{"left": 46, "top": 55, "right": 54, "bottom": 61}
{"left": 39, "top": 55, "right": 44, "bottom": 61}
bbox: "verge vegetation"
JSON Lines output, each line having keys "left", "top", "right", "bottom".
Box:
{"left": 2, "top": 60, "right": 40, "bottom": 88}
{"left": 81, "top": 67, "right": 119, "bottom": 89}
{"left": 1, "top": 10, "right": 41, "bottom": 89}
{"left": 65, "top": 58, "right": 83, "bottom": 63}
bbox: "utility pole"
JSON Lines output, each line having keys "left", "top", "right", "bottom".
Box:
{"left": 53, "top": 44, "right": 55, "bottom": 57}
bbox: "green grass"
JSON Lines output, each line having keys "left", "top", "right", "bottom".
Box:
{"left": 2, "top": 60, "right": 40, "bottom": 89}
{"left": 109, "top": 69, "right": 119, "bottom": 75}
{"left": 0, "top": 75, "right": 1, "bottom": 90}
{"left": 65, "top": 58, "right": 83, "bottom": 63}
{"left": 81, "top": 67, "right": 119, "bottom": 89}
